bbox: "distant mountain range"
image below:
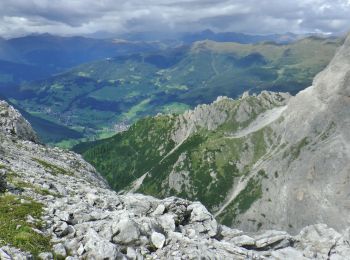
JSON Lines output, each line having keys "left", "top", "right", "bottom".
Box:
{"left": 119, "top": 29, "right": 333, "bottom": 44}
{"left": 181, "top": 30, "right": 305, "bottom": 44}
{"left": 0, "top": 33, "right": 165, "bottom": 84}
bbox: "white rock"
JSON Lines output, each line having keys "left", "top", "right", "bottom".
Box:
{"left": 53, "top": 243, "right": 66, "bottom": 257}
{"left": 77, "top": 244, "right": 85, "bottom": 256}
{"left": 152, "top": 204, "right": 165, "bottom": 215}
{"left": 158, "top": 214, "right": 176, "bottom": 232}
{"left": 151, "top": 232, "right": 166, "bottom": 249}
{"left": 0, "top": 249, "right": 12, "bottom": 260}
{"left": 112, "top": 217, "right": 140, "bottom": 244}
{"left": 84, "top": 229, "right": 119, "bottom": 259}
{"left": 231, "top": 235, "right": 255, "bottom": 247}
{"left": 254, "top": 230, "right": 290, "bottom": 248}
{"left": 126, "top": 247, "right": 137, "bottom": 260}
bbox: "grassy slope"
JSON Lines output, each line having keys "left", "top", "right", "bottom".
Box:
{"left": 0, "top": 165, "right": 51, "bottom": 257}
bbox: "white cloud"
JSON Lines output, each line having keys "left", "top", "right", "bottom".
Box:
{"left": 0, "top": 0, "right": 349, "bottom": 37}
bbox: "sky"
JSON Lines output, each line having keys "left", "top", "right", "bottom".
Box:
{"left": 0, "top": 0, "right": 350, "bottom": 38}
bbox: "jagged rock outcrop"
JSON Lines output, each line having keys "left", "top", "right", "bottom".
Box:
{"left": 1, "top": 99, "right": 350, "bottom": 258}
{"left": 0, "top": 100, "right": 39, "bottom": 143}
{"left": 171, "top": 91, "right": 290, "bottom": 144}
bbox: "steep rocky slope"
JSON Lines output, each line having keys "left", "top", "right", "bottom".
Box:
{"left": 233, "top": 32, "right": 350, "bottom": 233}
{"left": 78, "top": 33, "right": 350, "bottom": 235}
{"left": 1, "top": 99, "right": 350, "bottom": 258}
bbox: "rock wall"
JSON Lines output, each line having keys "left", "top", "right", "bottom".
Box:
{"left": 232, "top": 33, "right": 350, "bottom": 233}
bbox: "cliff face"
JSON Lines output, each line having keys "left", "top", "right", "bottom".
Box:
{"left": 1, "top": 102, "right": 350, "bottom": 259}
{"left": 232, "top": 34, "right": 350, "bottom": 233}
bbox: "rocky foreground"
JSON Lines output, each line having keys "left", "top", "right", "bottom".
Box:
{"left": 0, "top": 101, "right": 350, "bottom": 259}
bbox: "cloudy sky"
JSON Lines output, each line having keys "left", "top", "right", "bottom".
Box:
{"left": 1, "top": 0, "right": 350, "bottom": 38}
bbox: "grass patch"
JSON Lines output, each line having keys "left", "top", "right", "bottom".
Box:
{"left": 9, "top": 177, "right": 55, "bottom": 197}
{"left": 0, "top": 194, "right": 51, "bottom": 256}
{"left": 32, "top": 158, "right": 72, "bottom": 176}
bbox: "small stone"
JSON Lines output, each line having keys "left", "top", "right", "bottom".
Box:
{"left": 0, "top": 249, "right": 12, "bottom": 260}
{"left": 38, "top": 252, "right": 53, "bottom": 260}
{"left": 26, "top": 215, "right": 35, "bottom": 223}
{"left": 187, "top": 229, "right": 196, "bottom": 239}
{"left": 53, "top": 222, "right": 72, "bottom": 237}
{"left": 77, "top": 244, "right": 85, "bottom": 256}
{"left": 231, "top": 235, "right": 255, "bottom": 247}
{"left": 255, "top": 231, "right": 289, "bottom": 249}
{"left": 53, "top": 243, "right": 66, "bottom": 258}
{"left": 126, "top": 247, "right": 137, "bottom": 260}
{"left": 32, "top": 228, "right": 44, "bottom": 235}
{"left": 152, "top": 204, "right": 165, "bottom": 216}
{"left": 151, "top": 232, "right": 166, "bottom": 249}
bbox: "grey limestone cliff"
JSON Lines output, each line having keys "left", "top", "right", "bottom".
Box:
{"left": 227, "top": 33, "right": 350, "bottom": 233}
